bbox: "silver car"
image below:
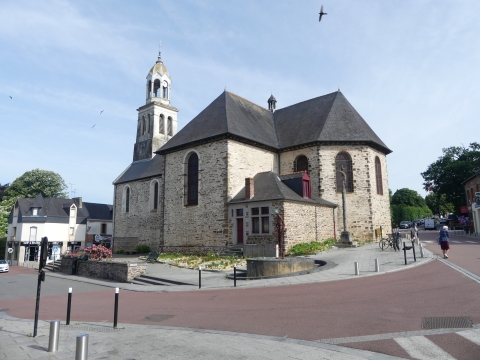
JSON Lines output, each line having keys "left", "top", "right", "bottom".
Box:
{"left": 0, "top": 259, "right": 9, "bottom": 273}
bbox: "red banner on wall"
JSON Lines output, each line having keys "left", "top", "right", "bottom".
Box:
{"left": 460, "top": 206, "right": 469, "bottom": 214}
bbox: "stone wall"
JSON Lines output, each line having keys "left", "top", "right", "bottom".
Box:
{"left": 283, "top": 202, "right": 335, "bottom": 249}
{"left": 163, "top": 140, "right": 229, "bottom": 247}
{"left": 113, "top": 176, "right": 164, "bottom": 252}
{"left": 60, "top": 258, "right": 147, "bottom": 282}
{"left": 280, "top": 146, "right": 320, "bottom": 197}
{"left": 316, "top": 145, "right": 391, "bottom": 240}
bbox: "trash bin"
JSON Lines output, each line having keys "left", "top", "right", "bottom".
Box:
{"left": 72, "top": 258, "right": 78, "bottom": 275}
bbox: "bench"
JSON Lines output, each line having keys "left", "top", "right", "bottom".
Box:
{"left": 146, "top": 252, "right": 160, "bottom": 263}
{"left": 124, "top": 250, "right": 139, "bottom": 255}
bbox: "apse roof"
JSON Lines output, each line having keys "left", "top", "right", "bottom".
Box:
{"left": 157, "top": 90, "right": 391, "bottom": 154}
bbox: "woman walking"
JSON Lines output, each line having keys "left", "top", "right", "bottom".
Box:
{"left": 439, "top": 225, "right": 450, "bottom": 259}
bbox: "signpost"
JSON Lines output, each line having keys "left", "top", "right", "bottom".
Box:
{"left": 33, "top": 237, "right": 48, "bottom": 337}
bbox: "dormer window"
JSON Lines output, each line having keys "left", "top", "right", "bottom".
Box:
{"left": 70, "top": 205, "right": 76, "bottom": 218}
{"left": 32, "top": 208, "right": 38, "bottom": 216}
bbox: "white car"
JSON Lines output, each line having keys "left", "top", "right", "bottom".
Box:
{"left": 0, "top": 260, "right": 9, "bottom": 273}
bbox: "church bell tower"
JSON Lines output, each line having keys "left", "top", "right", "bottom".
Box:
{"left": 133, "top": 51, "right": 179, "bottom": 161}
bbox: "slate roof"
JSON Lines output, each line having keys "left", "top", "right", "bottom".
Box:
{"left": 9, "top": 195, "right": 112, "bottom": 224}
{"left": 229, "top": 171, "right": 337, "bottom": 207}
{"left": 157, "top": 90, "right": 391, "bottom": 155}
{"left": 461, "top": 168, "right": 480, "bottom": 185}
{"left": 158, "top": 91, "right": 277, "bottom": 152}
{"left": 83, "top": 202, "right": 113, "bottom": 220}
{"left": 113, "top": 155, "right": 163, "bottom": 185}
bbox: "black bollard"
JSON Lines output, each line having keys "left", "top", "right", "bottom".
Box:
{"left": 113, "top": 287, "right": 119, "bottom": 328}
{"left": 403, "top": 241, "right": 407, "bottom": 265}
{"left": 199, "top": 266, "right": 202, "bottom": 289}
{"left": 66, "top": 287, "right": 72, "bottom": 325}
{"left": 234, "top": 264, "right": 237, "bottom": 287}
{"left": 412, "top": 241, "right": 416, "bottom": 262}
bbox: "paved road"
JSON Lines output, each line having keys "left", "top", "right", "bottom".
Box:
{"left": 1, "top": 234, "right": 479, "bottom": 359}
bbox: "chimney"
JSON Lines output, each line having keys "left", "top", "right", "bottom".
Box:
{"left": 245, "top": 178, "right": 254, "bottom": 199}
{"left": 73, "top": 197, "right": 83, "bottom": 208}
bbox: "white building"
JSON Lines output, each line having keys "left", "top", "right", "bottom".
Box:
{"left": 5, "top": 195, "right": 112, "bottom": 265}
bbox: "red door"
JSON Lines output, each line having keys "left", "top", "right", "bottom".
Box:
{"left": 236, "top": 218, "right": 244, "bottom": 245}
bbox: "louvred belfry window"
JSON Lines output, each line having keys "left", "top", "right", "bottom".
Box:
{"left": 335, "top": 152, "right": 353, "bottom": 193}
{"left": 187, "top": 153, "right": 199, "bottom": 205}
{"left": 375, "top": 156, "right": 383, "bottom": 195}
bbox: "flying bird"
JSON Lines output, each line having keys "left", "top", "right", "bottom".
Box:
{"left": 319, "top": 4, "right": 327, "bottom": 22}
{"left": 100, "top": 110, "right": 104, "bottom": 114}
{"left": 92, "top": 124, "right": 96, "bottom": 128}
{"left": 9, "top": 96, "right": 12, "bottom": 99}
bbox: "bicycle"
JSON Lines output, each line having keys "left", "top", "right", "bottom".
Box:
{"left": 379, "top": 232, "right": 402, "bottom": 251}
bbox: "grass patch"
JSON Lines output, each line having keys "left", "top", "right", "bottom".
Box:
{"left": 287, "top": 239, "right": 336, "bottom": 256}
{"left": 156, "top": 253, "right": 245, "bottom": 270}
{"left": 115, "top": 249, "right": 125, "bottom": 254}
{"left": 135, "top": 244, "right": 151, "bottom": 254}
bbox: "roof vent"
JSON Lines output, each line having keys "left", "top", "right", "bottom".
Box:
{"left": 268, "top": 94, "right": 276, "bottom": 113}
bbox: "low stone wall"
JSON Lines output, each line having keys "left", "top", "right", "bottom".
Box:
{"left": 247, "top": 257, "right": 315, "bottom": 278}
{"left": 60, "top": 258, "right": 146, "bottom": 282}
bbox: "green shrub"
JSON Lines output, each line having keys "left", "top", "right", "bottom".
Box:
{"left": 288, "top": 239, "right": 336, "bottom": 256}
{"left": 135, "top": 244, "right": 151, "bottom": 253}
{"left": 115, "top": 249, "right": 125, "bottom": 254}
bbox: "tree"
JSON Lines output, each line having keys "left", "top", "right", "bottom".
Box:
{"left": 421, "top": 143, "right": 480, "bottom": 211}
{"left": 425, "top": 193, "right": 454, "bottom": 217}
{"left": 391, "top": 188, "right": 427, "bottom": 208}
{"left": 0, "top": 169, "right": 68, "bottom": 236}
{"left": 3, "top": 169, "right": 68, "bottom": 201}
{"left": 390, "top": 188, "right": 432, "bottom": 227}
{"left": 0, "top": 183, "right": 8, "bottom": 202}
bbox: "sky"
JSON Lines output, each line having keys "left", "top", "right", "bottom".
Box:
{"left": 1, "top": 0, "right": 479, "bottom": 205}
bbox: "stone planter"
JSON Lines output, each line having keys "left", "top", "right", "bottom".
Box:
{"left": 60, "top": 258, "right": 146, "bottom": 282}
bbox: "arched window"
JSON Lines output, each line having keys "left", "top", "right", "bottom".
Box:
{"left": 159, "top": 114, "right": 165, "bottom": 134}
{"left": 187, "top": 153, "right": 199, "bottom": 205}
{"left": 153, "top": 79, "right": 160, "bottom": 96}
{"left": 375, "top": 156, "right": 383, "bottom": 195}
{"left": 142, "top": 116, "right": 146, "bottom": 135}
{"left": 123, "top": 186, "right": 131, "bottom": 213}
{"left": 335, "top": 152, "right": 353, "bottom": 193}
{"left": 150, "top": 180, "right": 159, "bottom": 211}
{"left": 29, "top": 227, "right": 37, "bottom": 242}
{"left": 295, "top": 155, "right": 309, "bottom": 173}
{"left": 148, "top": 80, "right": 152, "bottom": 97}
{"left": 147, "top": 114, "right": 151, "bottom": 134}
{"left": 167, "top": 117, "right": 173, "bottom": 136}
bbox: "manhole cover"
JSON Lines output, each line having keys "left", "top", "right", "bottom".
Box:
{"left": 422, "top": 316, "right": 473, "bottom": 329}
{"left": 142, "top": 314, "right": 175, "bottom": 322}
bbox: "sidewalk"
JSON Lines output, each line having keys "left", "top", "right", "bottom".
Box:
{"left": 43, "top": 240, "right": 435, "bottom": 293}
{"left": 0, "top": 311, "right": 403, "bottom": 359}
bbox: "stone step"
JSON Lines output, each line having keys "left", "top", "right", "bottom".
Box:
{"left": 43, "top": 263, "right": 61, "bottom": 272}
{"left": 131, "top": 277, "right": 168, "bottom": 286}
{"left": 135, "top": 274, "right": 194, "bottom": 286}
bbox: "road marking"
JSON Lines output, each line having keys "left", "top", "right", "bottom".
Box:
{"left": 439, "top": 259, "right": 480, "bottom": 284}
{"left": 457, "top": 328, "right": 480, "bottom": 345}
{"left": 465, "top": 241, "right": 477, "bottom": 244}
{"left": 394, "top": 336, "right": 455, "bottom": 360}
{"left": 451, "top": 241, "right": 462, "bottom": 243}
{"left": 422, "top": 241, "right": 433, "bottom": 243}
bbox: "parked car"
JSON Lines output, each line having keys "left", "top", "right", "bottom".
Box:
{"left": 439, "top": 218, "right": 447, "bottom": 224}
{"left": 399, "top": 221, "right": 411, "bottom": 229}
{"left": 412, "top": 219, "right": 423, "bottom": 225}
{"left": 0, "top": 260, "right": 9, "bottom": 273}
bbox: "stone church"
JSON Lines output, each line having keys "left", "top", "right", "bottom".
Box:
{"left": 112, "top": 53, "right": 392, "bottom": 254}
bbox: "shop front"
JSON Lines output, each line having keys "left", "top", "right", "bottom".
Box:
{"left": 20, "top": 241, "right": 40, "bottom": 262}
{"left": 48, "top": 241, "right": 64, "bottom": 261}
{"left": 67, "top": 241, "right": 82, "bottom": 252}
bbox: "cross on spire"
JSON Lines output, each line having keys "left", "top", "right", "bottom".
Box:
{"left": 157, "top": 41, "right": 162, "bottom": 62}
